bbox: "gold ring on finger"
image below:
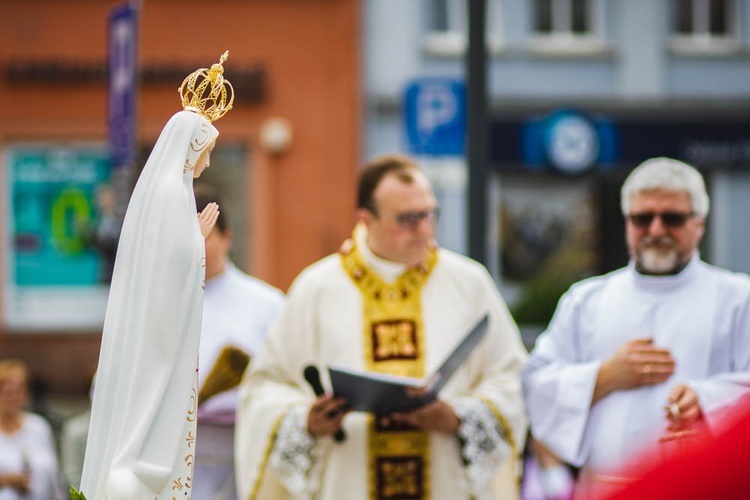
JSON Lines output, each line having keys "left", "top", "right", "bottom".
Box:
{"left": 669, "top": 402, "right": 680, "bottom": 418}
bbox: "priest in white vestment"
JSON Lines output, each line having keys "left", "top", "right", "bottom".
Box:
{"left": 79, "top": 53, "right": 233, "bottom": 500}
{"left": 522, "top": 157, "right": 750, "bottom": 495}
{"left": 236, "top": 155, "right": 528, "bottom": 500}
{"left": 192, "top": 185, "right": 286, "bottom": 500}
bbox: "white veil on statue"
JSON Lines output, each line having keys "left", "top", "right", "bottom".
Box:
{"left": 80, "top": 53, "right": 233, "bottom": 500}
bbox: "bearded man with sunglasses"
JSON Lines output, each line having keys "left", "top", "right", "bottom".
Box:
{"left": 522, "top": 157, "right": 750, "bottom": 496}
{"left": 236, "top": 154, "right": 528, "bottom": 500}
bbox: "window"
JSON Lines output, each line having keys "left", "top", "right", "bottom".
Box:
{"left": 530, "top": 0, "right": 610, "bottom": 56}
{"left": 423, "top": 0, "right": 503, "bottom": 56}
{"left": 535, "top": 0, "right": 592, "bottom": 35}
{"left": 670, "top": 0, "right": 740, "bottom": 55}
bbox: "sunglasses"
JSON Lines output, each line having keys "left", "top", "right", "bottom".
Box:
{"left": 627, "top": 211, "right": 695, "bottom": 229}
{"left": 391, "top": 209, "right": 440, "bottom": 228}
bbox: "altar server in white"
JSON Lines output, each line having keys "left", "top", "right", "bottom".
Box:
{"left": 236, "top": 154, "right": 528, "bottom": 500}
{"left": 192, "top": 184, "right": 285, "bottom": 500}
{"left": 80, "top": 53, "right": 233, "bottom": 499}
{"left": 523, "top": 157, "right": 750, "bottom": 492}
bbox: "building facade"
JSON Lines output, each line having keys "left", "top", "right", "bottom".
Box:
{"left": 0, "top": 0, "right": 360, "bottom": 393}
{"left": 364, "top": 0, "right": 750, "bottom": 323}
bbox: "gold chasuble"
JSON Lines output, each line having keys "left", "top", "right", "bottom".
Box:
{"left": 340, "top": 235, "right": 438, "bottom": 500}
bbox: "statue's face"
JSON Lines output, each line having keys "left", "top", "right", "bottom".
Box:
{"left": 194, "top": 140, "right": 216, "bottom": 179}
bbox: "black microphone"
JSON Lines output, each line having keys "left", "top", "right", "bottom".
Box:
{"left": 303, "top": 365, "right": 346, "bottom": 442}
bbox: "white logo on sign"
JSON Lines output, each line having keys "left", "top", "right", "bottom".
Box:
{"left": 110, "top": 19, "right": 134, "bottom": 118}
{"left": 548, "top": 115, "right": 599, "bottom": 174}
{"left": 417, "top": 85, "right": 457, "bottom": 137}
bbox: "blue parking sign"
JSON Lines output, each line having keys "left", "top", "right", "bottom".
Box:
{"left": 403, "top": 78, "right": 466, "bottom": 156}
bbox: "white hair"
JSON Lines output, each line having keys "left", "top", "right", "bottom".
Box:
{"left": 620, "top": 157, "right": 709, "bottom": 217}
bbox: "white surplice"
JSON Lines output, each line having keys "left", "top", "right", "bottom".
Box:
{"left": 81, "top": 110, "right": 218, "bottom": 499}
{"left": 235, "top": 229, "right": 528, "bottom": 500}
{"left": 193, "top": 263, "right": 285, "bottom": 500}
{"left": 522, "top": 254, "right": 750, "bottom": 476}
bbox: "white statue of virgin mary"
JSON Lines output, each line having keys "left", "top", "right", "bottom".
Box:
{"left": 79, "top": 53, "right": 233, "bottom": 500}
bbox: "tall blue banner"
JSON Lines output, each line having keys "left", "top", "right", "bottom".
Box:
{"left": 108, "top": 3, "right": 138, "bottom": 168}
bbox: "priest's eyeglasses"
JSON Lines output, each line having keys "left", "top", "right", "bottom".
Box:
{"left": 391, "top": 208, "right": 440, "bottom": 229}
{"left": 627, "top": 211, "right": 695, "bottom": 229}
{"left": 394, "top": 208, "right": 440, "bottom": 229}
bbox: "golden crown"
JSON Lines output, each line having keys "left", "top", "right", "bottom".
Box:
{"left": 179, "top": 51, "right": 234, "bottom": 122}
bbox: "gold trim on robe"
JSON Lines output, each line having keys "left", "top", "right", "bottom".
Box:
{"left": 340, "top": 232, "right": 438, "bottom": 500}
{"left": 249, "top": 405, "right": 297, "bottom": 500}
{"left": 478, "top": 395, "right": 522, "bottom": 488}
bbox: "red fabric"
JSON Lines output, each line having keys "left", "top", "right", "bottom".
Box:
{"left": 609, "top": 402, "right": 750, "bottom": 499}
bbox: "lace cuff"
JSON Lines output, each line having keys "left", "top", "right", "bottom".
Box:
{"left": 269, "top": 405, "right": 317, "bottom": 499}
{"left": 454, "top": 398, "right": 512, "bottom": 494}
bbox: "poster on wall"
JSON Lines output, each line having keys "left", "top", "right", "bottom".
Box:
{"left": 3, "top": 145, "right": 114, "bottom": 331}
{"left": 498, "top": 176, "right": 598, "bottom": 328}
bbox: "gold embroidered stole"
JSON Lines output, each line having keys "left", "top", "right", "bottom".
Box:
{"left": 340, "top": 238, "right": 438, "bottom": 500}
{"left": 198, "top": 345, "right": 251, "bottom": 405}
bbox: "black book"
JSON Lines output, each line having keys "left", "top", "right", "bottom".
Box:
{"left": 327, "top": 314, "right": 489, "bottom": 415}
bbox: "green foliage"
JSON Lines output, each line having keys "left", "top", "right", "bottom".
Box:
{"left": 511, "top": 274, "right": 574, "bottom": 326}
{"left": 510, "top": 243, "right": 593, "bottom": 326}
{"left": 69, "top": 486, "right": 87, "bottom": 500}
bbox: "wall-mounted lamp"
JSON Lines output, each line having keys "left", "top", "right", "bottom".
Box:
{"left": 259, "top": 117, "right": 293, "bottom": 155}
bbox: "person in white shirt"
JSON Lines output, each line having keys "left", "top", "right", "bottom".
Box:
{"left": 522, "top": 157, "right": 750, "bottom": 496}
{"left": 192, "top": 184, "right": 285, "bottom": 500}
{"left": 0, "top": 359, "right": 64, "bottom": 500}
